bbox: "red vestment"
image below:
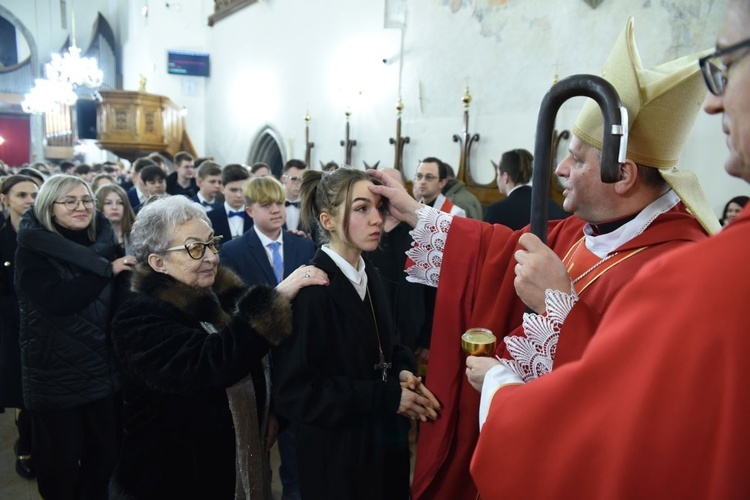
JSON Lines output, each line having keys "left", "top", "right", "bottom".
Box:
{"left": 412, "top": 203, "right": 707, "bottom": 499}
{"left": 471, "top": 206, "right": 750, "bottom": 500}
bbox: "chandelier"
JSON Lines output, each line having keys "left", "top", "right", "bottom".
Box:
{"left": 21, "top": 78, "right": 78, "bottom": 114}
{"left": 46, "top": 45, "right": 103, "bottom": 89}
{"left": 21, "top": 2, "right": 103, "bottom": 115}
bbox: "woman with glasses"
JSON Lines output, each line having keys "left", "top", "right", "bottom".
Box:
{"left": 109, "top": 195, "right": 325, "bottom": 499}
{"left": 14, "top": 174, "right": 133, "bottom": 499}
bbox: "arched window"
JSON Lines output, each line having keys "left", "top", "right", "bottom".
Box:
{"left": 248, "top": 126, "right": 285, "bottom": 178}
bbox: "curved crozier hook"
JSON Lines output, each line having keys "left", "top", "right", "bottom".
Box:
{"left": 530, "top": 74, "right": 628, "bottom": 243}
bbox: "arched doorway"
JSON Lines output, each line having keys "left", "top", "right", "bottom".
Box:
{"left": 248, "top": 127, "right": 284, "bottom": 178}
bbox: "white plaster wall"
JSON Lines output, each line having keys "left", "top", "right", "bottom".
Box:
{"left": 205, "top": 0, "right": 747, "bottom": 218}
{"left": 117, "top": 0, "right": 212, "bottom": 155}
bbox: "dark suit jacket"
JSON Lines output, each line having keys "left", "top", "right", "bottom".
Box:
{"left": 127, "top": 187, "right": 141, "bottom": 213}
{"left": 220, "top": 228, "right": 316, "bottom": 287}
{"left": 483, "top": 185, "right": 569, "bottom": 230}
{"left": 208, "top": 206, "right": 254, "bottom": 244}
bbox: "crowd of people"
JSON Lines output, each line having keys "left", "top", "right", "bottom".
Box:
{"left": 1, "top": 2, "right": 750, "bottom": 498}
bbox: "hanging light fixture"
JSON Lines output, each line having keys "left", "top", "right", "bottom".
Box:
{"left": 22, "top": 0, "right": 103, "bottom": 114}
{"left": 21, "top": 78, "right": 78, "bottom": 114}
{"left": 45, "top": 45, "right": 103, "bottom": 89}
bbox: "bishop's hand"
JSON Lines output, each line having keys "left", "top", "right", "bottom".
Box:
{"left": 367, "top": 169, "right": 423, "bottom": 227}
{"left": 513, "top": 233, "right": 571, "bottom": 314}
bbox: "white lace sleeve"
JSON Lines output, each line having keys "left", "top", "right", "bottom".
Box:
{"left": 405, "top": 206, "right": 454, "bottom": 287}
{"left": 499, "top": 285, "right": 578, "bottom": 382}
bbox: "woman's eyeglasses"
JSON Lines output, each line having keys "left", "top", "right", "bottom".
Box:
{"left": 54, "top": 197, "right": 95, "bottom": 210}
{"left": 164, "top": 236, "right": 223, "bottom": 260}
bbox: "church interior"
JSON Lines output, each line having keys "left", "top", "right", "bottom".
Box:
{"left": 0, "top": 1, "right": 748, "bottom": 497}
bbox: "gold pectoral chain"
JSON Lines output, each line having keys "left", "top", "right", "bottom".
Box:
{"left": 565, "top": 237, "right": 619, "bottom": 284}
{"left": 366, "top": 285, "right": 391, "bottom": 382}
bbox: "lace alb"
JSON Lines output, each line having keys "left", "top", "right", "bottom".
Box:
{"left": 500, "top": 286, "right": 578, "bottom": 382}
{"left": 406, "top": 206, "right": 453, "bottom": 287}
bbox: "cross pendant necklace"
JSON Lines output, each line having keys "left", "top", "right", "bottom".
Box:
{"left": 366, "top": 286, "right": 391, "bottom": 382}
{"left": 375, "top": 352, "right": 392, "bottom": 382}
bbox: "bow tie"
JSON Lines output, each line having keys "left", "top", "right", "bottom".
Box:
{"left": 228, "top": 210, "right": 245, "bottom": 218}
{"left": 285, "top": 201, "right": 300, "bottom": 208}
{"left": 201, "top": 200, "right": 212, "bottom": 207}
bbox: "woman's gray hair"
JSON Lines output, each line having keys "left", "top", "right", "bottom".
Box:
{"left": 34, "top": 174, "right": 97, "bottom": 241}
{"left": 130, "top": 195, "right": 212, "bottom": 263}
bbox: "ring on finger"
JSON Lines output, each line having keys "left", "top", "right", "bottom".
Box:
{"left": 304, "top": 270, "right": 311, "bottom": 279}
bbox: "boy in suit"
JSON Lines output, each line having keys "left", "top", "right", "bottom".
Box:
{"left": 220, "top": 175, "right": 315, "bottom": 500}
{"left": 126, "top": 157, "right": 156, "bottom": 212}
{"left": 208, "top": 164, "right": 253, "bottom": 242}
{"left": 191, "top": 161, "right": 223, "bottom": 211}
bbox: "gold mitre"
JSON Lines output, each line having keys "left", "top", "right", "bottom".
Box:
{"left": 573, "top": 17, "right": 720, "bottom": 234}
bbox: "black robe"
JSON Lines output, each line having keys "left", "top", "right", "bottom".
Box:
{"left": 272, "top": 250, "right": 416, "bottom": 500}
{"left": 0, "top": 220, "right": 23, "bottom": 408}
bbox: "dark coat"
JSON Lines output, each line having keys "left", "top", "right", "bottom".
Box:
{"left": 109, "top": 265, "right": 292, "bottom": 500}
{"left": 15, "top": 209, "right": 121, "bottom": 410}
{"left": 364, "top": 222, "right": 436, "bottom": 350}
{"left": 272, "top": 250, "right": 415, "bottom": 500}
{"left": 208, "top": 204, "right": 254, "bottom": 244}
{"left": 0, "top": 220, "right": 23, "bottom": 408}
{"left": 220, "top": 228, "right": 315, "bottom": 286}
{"left": 484, "top": 185, "right": 569, "bottom": 230}
{"left": 166, "top": 171, "right": 198, "bottom": 198}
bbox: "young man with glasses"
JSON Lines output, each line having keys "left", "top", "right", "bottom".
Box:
{"left": 280, "top": 159, "right": 307, "bottom": 231}
{"left": 414, "top": 157, "right": 467, "bottom": 217}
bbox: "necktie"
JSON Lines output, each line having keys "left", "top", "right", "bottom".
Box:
{"left": 268, "top": 242, "right": 284, "bottom": 284}
{"left": 228, "top": 210, "right": 244, "bottom": 218}
{"left": 285, "top": 201, "right": 300, "bottom": 208}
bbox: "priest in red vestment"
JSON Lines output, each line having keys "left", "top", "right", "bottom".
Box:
{"left": 470, "top": 3, "right": 750, "bottom": 496}
{"left": 369, "top": 17, "right": 719, "bottom": 500}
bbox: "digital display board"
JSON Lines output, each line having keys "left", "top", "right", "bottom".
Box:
{"left": 168, "top": 50, "right": 210, "bottom": 77}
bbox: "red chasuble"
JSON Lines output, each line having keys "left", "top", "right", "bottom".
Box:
{"left": 471, "top": 207, "right": 750, "bottom": 500}
{"left": 411, "top": 203, "right": 707, "bottom": 500}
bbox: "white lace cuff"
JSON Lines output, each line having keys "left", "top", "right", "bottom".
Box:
{"left": 500, "top": 284, "right": 578, "bottom": 382}
{"left": 405, "top": 206, "right": 453, "bottom": 287}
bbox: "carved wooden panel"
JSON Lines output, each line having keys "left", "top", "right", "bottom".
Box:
{"left": 209, "top": 0, "right": 260, "bottom": 27}
{"left": 97, "top": 89, "right": 185, "bottom": 161}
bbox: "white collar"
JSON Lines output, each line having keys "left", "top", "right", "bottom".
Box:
{"left": 254, "top": 225, "right": 283, "bottom": 247}
{"left": 197, "top": 193, "right": 213, "bottom": 205}
{"left": 321, "top": 244, "right": 368, "bottom": 299}
{"left": 224, "top": 202, "right": 245, "bottom": 214}
{"left": 584, "top": 189, "right": 680, "bottom": 258}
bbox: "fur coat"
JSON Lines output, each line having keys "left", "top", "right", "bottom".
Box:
{"left": 109, "top": 264, "right": 291, "bottom": 500}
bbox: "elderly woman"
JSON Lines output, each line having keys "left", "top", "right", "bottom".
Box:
{"left": 14, "top": 174, "right": 132, "bottom": 499}
{"left": 109, "top": 195, "right": 325, "bottom": 499}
